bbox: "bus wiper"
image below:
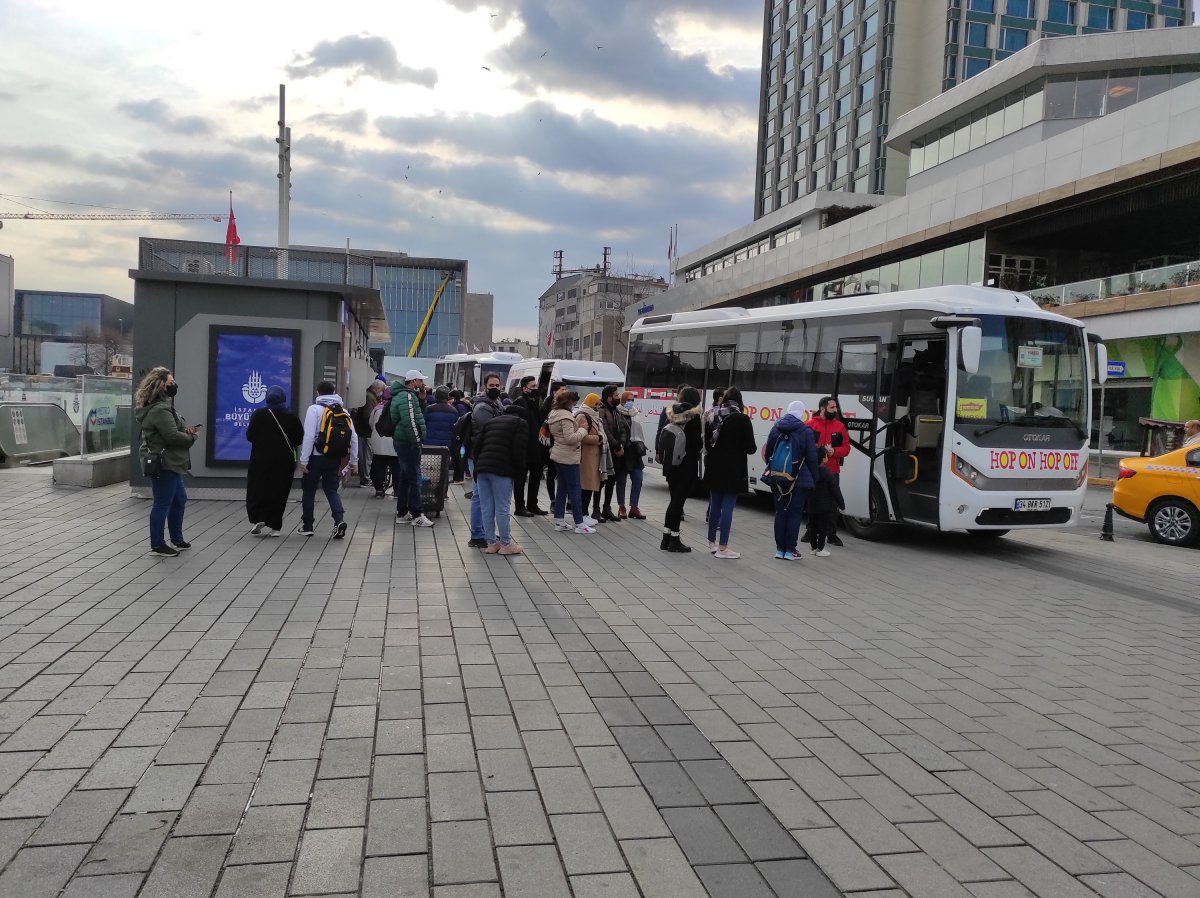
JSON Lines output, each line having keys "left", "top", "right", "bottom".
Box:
{"left": 974, "top": 420, "right": 1015, "bottom": 437}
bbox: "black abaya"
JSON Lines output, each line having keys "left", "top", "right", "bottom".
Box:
{"left": 246, "top": 406, "right": 304, "bottom": 530}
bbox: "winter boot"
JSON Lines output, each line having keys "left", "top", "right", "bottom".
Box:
{"left": 602, "top": 505, "right": 620, "bottom": 522}
{"left": 628, "top": 506, "right": 646, "bottom": 520}
{"left": 617, "top": 505, "right": 627, "bottom": 519}
{"left": 669, "top": 532, "right": 692, "bottom": 553}
{"left": 660, "top": 530, "right": 672, "bottom": 551}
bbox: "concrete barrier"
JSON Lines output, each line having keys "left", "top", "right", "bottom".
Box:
{"left": 53, "top": 449, "right": 131, "bottom": 488}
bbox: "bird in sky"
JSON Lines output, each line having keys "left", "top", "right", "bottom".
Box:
{"left": 539, "top": 51, "right": 547, "bottom": 58}
{"left": 595, "top": 45, "right": 604, "bottom": 50}
{"left": 481, "top": 65, "right": 491, "bottom": 71}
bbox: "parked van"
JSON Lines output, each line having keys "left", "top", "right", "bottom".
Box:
{"left": 505, "top": 359, "right": 625, "bottom": 399}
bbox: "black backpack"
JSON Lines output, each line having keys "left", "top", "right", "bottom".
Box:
{"left": 374, "top": 401, "right": 397, "bottom": 438}
{"left": 450, "top": 413, "right": 472, "bottom": 460}
{"left": 314, "top": 403, "right": 354, "bottom": 457}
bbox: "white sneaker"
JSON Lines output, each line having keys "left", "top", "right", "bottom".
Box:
{"left": 554, "top": 519, "right": 573, "bottom": 531}
{"left": 714, "top": 548, "right": 741, "bottom": 559}
{"left": 815, "top": 549, "right": 831, "bottom": 557}
{"left": 707, "top": 540, "right": 719, "bottom": 553}
{"left": 396, "top": 512, "right": 413, "bottom": 524}
{"left": 263, "top": 528, "right": 281, "bottom": 538}
{"left": 574, "top": 524, "right": 596, "bottom": 534}
{"left": 581, "top": 515, "right": 597, "bottom": 527}
{"left": 412, "top": 515, "right": 434, "bottom": 527}
{"left": 250, "top": 522, "right": 266, "bottom": 535}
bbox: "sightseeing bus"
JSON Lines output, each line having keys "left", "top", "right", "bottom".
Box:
{"left": 626, "top": 285, "right": 1108, "bottom": 539}
{"left": 433, "top": 352, "right": 523, "bottom": 397}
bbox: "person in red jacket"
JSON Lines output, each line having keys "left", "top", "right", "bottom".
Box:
{"left": 805, "top": 396, "right": 850, "bottom": 546}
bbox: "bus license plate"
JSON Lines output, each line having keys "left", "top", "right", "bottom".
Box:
{"left": 1014, "top": 498, "right": 1051, "bottom": 512}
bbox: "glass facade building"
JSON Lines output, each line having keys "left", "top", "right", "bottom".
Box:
{"left": 13, "top": 291, "right": 131, "bottom": 374}
{"left": 347, "top": 252, "right": 468, "bottom": 359}
{"left": 756, "top": 0, "right": 1191, "bottom": 220}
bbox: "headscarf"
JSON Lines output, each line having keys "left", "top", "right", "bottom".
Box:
{"left": 583, "top": 393, "right": 602, "bottom": 409}
{"left": 786, "top": 400, "right": 808, "bottom": 420}
{"left": 574, "top": 398, "right": 612, "bottom": 482}
{"left": 266, "top": 386, "right": 287, "bottom": 408}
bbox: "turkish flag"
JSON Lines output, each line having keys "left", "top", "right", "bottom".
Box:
{"left": 225, "top": 202, "right": 241, "bottom": 267}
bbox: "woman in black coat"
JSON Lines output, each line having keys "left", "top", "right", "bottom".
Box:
{"left": 702, "top": 387, "right": 757, "bottom": 559}
{"left": 245, "top": 386, "right": 304, "bottom": 536}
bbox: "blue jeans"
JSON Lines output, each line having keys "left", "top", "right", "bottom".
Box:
{"left": 468, "top": 459, "right": 487, "bottom": 540}
{"left": 477, "top": 473, "right": 513, "bottom": 545}
{"left": 554, "top": 463, "right": 584, "bottom": 525}
{"left": 772, "top": 485, "right": 809, "bottom": 553}
{"left": 149, "top": 470, "right": 187, "bottom": 547}
{"left": 301, "top": 454, "right": 344, "bottom": 526}
{"left": 617, "top": 468, "right": 643, "bottom": 506}
{"left": 707, "top": 491, "right": 737, "bottom": 545}
{"left": 395, "top": 444, "right": 422, "bottom": 516}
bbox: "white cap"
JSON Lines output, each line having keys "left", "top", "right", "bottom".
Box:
{"left": 405, "top": 369, "right": 427, "bottom": 382}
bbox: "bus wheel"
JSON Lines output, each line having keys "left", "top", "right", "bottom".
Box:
{"left": 843, "top": 482, "right": 893, "bottom": 542}
{"left": 967, "top": 529, "right": 1009, "bottom": 539}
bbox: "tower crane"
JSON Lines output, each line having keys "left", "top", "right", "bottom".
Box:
{"left": 0, "top": 212, "right": 224, "bottom": 228}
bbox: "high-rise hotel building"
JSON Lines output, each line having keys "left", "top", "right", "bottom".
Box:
{"left": 755, "top": 0, "right": 1191, "bottom": 218}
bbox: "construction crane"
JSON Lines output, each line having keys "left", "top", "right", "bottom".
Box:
{"left": 0, "top": 212, "right": 224, "bottom": 228}
{"left": 407, "top": 272, "right": 454, "bottom": 357}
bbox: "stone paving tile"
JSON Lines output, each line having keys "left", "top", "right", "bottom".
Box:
{"left": 5, "top": 472, "right": 1200, "bottom": 896}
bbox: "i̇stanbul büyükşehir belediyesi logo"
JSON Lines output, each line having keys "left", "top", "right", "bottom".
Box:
{"left": 242, "top": 371, "right": 267, "bottom": 404}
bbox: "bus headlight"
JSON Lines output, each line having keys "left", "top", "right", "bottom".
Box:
{"left": 951, "top": 453, "right": 987, "bottom": 489}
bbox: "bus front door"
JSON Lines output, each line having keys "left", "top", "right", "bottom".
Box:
{"left": 833, "top": 339, "right": 886, "bottom": 526}
{"left": 888, "top": 336, "right": 948, "bottom": 526}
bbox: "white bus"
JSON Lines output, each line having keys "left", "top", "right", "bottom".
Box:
{"left": 626, "top": 285, "right": 1108, "bottom": 539}
{"left": 504, "top": 359, "right": 624, "bottom": 400}
{"left": 434, "top": 352, "right": 523, "bottom": 397}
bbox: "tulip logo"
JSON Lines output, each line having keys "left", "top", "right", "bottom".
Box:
{"left": 242, "top": 370, "right": 267, "bottom": 404}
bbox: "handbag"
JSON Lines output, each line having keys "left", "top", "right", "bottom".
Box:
{"left": 141, "top": 447, "right": 163, "bottom": 478}
{"left": 270, "top": 409, "right": 297, "bottom": 462}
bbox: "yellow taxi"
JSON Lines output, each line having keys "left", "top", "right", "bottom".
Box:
{"left": 1112, "top": 443, "right": 1200, "bottom": 547}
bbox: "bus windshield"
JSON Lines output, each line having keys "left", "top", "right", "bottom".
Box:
{"left": 955, "top": 315, "right": 1087, "bottom": 433}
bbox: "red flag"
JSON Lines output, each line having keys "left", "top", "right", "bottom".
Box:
{"left": 546, "top": 330, "right": 553, "bottom": 347}
{"left": 225, "top": 200, "right": 241, "bottom": 267}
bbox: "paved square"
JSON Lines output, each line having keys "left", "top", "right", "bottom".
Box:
{"left": 1, "top": 465, "right": 1199, "bottom": 896}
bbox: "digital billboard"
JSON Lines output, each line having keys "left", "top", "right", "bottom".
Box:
{"left": 206, "top": 326, "right": 301, "bottom": 465}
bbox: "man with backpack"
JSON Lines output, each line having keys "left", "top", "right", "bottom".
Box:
{"left": 298, "top": 381, "right": 358, "bottom": 539}
{"left": 762, "top": 400, "right": 819, "bottom": 560}
{"left": 390, "top": 370, "right": 434, "bottom": 528}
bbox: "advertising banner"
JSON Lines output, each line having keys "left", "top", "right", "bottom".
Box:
{"left": 207, "top": 327, "right": 300, "bottom": 465}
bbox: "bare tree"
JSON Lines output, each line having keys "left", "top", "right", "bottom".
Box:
{"left": 69, "top": 327, "right": 129, "bottom": 375}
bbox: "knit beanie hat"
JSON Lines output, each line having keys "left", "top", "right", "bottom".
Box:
{"left": 583, "top": 393, "right": 602, "bottom": 409}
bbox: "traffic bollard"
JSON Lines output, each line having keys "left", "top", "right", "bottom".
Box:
{"left": 1100, "top": 502, "right": 1114, "bottom": 542}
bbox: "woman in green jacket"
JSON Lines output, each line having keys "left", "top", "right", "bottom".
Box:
{"left": 134, "top": 366, "right": 198, "bottom": 557}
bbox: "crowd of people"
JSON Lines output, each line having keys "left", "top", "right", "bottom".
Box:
{"left": 135, "top": 365, "right": 852, "bottom": 562}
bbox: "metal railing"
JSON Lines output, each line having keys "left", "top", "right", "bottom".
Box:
{"left": 138, "top": 238, "right": 376, "bottom": 288}
{"left": 0, "top": 374, "right": 132, "bottom": 457}
{"left": 1027, "top": 259, "right": 1200, "bottom": 308}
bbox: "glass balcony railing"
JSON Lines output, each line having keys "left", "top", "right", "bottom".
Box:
{"left": 1027, "top": 260, "right": 1200, "bottom": 308}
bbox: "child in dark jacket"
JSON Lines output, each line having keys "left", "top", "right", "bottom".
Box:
{"left": 809, "top": 446, "right": 846, "bottom": 556}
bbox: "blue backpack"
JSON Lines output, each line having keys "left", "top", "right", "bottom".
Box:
{"left": 764, "top": 432, "right": 800, "bottom": 487}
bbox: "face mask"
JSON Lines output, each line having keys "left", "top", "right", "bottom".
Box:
{"left": 824, "top": 409, "right": 837, "bottom": 419}
{"left": 487, "top": 387, "right": 502, "bottom": 400}
{"left": 165, "top": 383, "right": 179, "bottom": 397}
{"left": 623, "top": 401, "right": 634, "bottom": 410}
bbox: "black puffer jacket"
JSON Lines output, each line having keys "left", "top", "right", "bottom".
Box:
{"left": 472, "top": 406, "right": 528, "bottom": 478}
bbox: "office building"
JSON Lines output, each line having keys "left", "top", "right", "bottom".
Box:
{"left": 756, "top": 0, "right": 1192, "bottom": 218}
{"left": 462, "top": 292, "right": 495, "bottom": 353}
{"left": 348, "top": 250, "right": 467, "bottom": 359}
{"left": 539, "top": 261, "right": 666, "bottom": 365}
{"left": 635, "top": 27, "right": 1200, "bottom": 449}
{"left": 491, "top": 338, "right": 538, "bottom": 357}
{"left": 13, "top": 290, "right": 132, "bottom": 374}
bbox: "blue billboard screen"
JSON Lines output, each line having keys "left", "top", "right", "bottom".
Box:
{"left": 208, "top": 328, "right": 300, "bottom": 464}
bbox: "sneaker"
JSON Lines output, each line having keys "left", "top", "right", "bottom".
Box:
{"left": 150, "top": 544, "right": 179, "bottom": 557}
{"left": 263, "top": 528, "right": 281, "bottom": 538}
{"left": 484, "top": 541, "right": 502, "bottom": 554}
{"left": 581, "top": 515, "right": 597, "bottom": 527}
{"left": 553, "top": 519, "right": 573, "bottom": 531}
{"left": 714, "top": 548, "right": 741, "bottom": 559}
{"left": 574, "top": 524, "right": 596, "bottom": 534}
{"left": 774, "top": 549, "right": 785, "bottom": 560}
{"left": 828, "top": 535, "right": 844, "bottom": 547}
{"left": 297, "top": 524, "right": 314, "bottom": 536}
{"left": 171, "top": 541, "right": 191, "bottom": 550}
{"left": 333, "top": 521, "right": 347, "bottom": 540}
{"left": 396, "top": 512, "right": 413, "bottom": 524}
{"left": 499, "top": 541, "right": 524, "bottom": 555}
{"left": 467, "top": 537, "right": 490, "bottom": 549}
{"left": 815, "top": 549, "right": 831, "bottom": 557}
{"left": 251, "top": 522, "right": 266, "bottom": 535}
{"left": 412, "top": 515, "right": 434, "bottom": 528}
{"left": 707, "top": 540, "right": 719, "bottom": 553}
{"left": 783, "top": 551, "right": 800, "bottom": 560}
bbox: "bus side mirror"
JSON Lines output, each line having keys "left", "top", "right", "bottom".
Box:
{"left": 959, "top": 326, "right": 982, "bottom": 376}
{"left": 830, "top": 432, "right": 844, "bottom": 448}
{"left": 1095, "top": 342, "right": 1109, "bottom": 385}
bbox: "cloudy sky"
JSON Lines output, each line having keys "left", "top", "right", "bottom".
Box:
{"left": 0, "top": 0, "right": 763, "bottom": 342}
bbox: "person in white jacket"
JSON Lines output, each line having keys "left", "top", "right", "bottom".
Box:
{"left": 368, "top": 385, "right": 399, "bottom": 498}
{"left": 297, "top": 381, "right": 358, "bottom": 539}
